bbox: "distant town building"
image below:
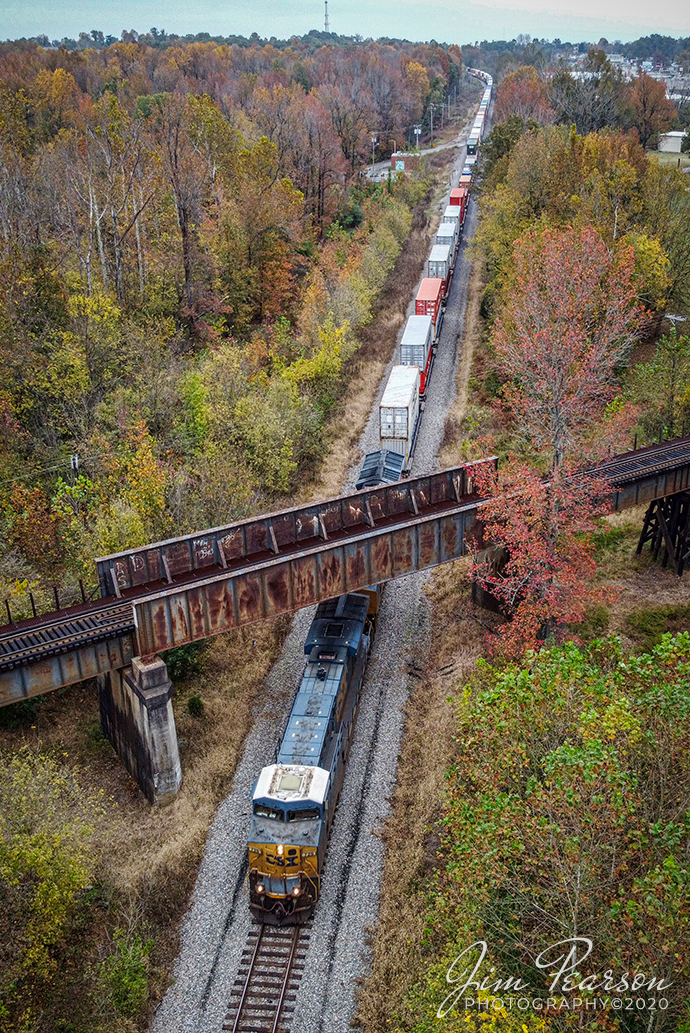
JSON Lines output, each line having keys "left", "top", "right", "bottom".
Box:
{"left": 658, "top": 131, "right": 687, "bottom": 153}
{"left": 391, "top": 152, "right": 421, "bottom": 173}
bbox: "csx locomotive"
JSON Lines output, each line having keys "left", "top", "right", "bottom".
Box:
{"left": 247, "top": 591, "right": 376, "bottom": 924}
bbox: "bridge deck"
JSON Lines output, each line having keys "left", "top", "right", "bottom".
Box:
{"left": 2, "top": 436, "right": 690, "bottom": 704}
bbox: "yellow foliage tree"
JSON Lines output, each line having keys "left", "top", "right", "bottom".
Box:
{"left": 404, "top": 61, "right": 430, "bottom": 120}
{"left": 0, "top": 750, "right": 102, "bottom": 1030}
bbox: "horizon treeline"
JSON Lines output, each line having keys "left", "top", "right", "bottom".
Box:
{"left": 3, "top": 28, "right": 690, "bottom": 67}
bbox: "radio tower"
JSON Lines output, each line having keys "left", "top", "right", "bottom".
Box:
{"left": 325, "top": 0, "right": 330, "bottom": 32}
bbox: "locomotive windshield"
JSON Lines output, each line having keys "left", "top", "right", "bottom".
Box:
{"left": 286, "top": 807, "right": 321, "bottom": 821}
{"left": 254, "top": 803, "right": 284, "bottom": 820}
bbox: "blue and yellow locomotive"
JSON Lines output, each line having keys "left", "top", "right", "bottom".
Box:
{"left": 247, "top": 591, "right": 375, "bottom": 924}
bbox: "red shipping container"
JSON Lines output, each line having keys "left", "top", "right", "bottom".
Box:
{"left": 450, "top": 186, "right": 469, "bottom": 223}
{"left": 415, "top": 278, "right": 443, "bottom": 338}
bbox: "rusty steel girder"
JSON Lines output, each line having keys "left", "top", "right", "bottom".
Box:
{"left": 96, "top": 460, "right": 491, "bottom": 598}
{"left": 133, "top": 497, "right": 482, "bottom": 656}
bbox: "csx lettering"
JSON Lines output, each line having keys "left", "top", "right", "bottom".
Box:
{"left": 266, "top": 852, "right": 299, "bottom": 868}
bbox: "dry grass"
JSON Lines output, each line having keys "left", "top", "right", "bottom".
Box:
{"left": 649, "top": 150, "right": 690, "bottom": 168}
{"left": 354, "top": 249, "right": 690, "bottom": 1030}
{"left": 592, "top": 507, "right": 690, "bottom": 649}
{"left": 439, "top": 256, "right": 484, "bottom": 468}
{"left": 356, "top": 518, "right": 690, "bottom": 1032}
{"left": 301, "top": 162, "right": 455, "bottom": 502}
{"left": 0, "top": 615, "right": 290, "bottom": 1026}
{"left": 355, "top": 223, "right": 497, "bottom": 1033}
{"left": 0, "top": 159, "right": 462, "bottom": 1032}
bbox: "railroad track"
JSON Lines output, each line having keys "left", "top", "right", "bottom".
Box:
{"left": 2, "top": 436, "right": 690, "bottom": 680}
{"left": 594, "top": 436, "right": 690, "bottom": 483}
{"left": 224, "top": 923, "right": 311, "bottom": 1033}
{"left": 0, "top": 600, "right": 135, "bottom": 672}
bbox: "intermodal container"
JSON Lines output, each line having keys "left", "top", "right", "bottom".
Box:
{"left": 428, "top": 244, "right": 452, "bottom": 295}
{"left": 435, "top": 222, "right": 457, "bottom": 253}
{"left": 450, "top": 187, "right": 469, "bottom": 223}
{"left": 415, "top": 277, "right": 443, "bottom": 337}
{"left": 399, "top": 314, "right": 434, "bottom": 394}
{"left": 443, "top": 204, "right": 461, "bottom": 228}
{"left": 379, "top": 365, "right": 421, "bottom": 469}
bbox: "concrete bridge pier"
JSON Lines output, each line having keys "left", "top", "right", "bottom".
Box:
{"left": 98, "top": 655, "right": 182, "bottom": 805}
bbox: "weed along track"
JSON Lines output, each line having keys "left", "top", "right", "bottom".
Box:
{"left": 224, "top": 924, "right": 311, "bottom": 1033}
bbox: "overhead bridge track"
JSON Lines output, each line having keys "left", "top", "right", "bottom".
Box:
{"left": 0, "top": 460, "right": 492, "bottom": 705}
{"left": 2, "top": 435, "right": 690, "bottom": 705}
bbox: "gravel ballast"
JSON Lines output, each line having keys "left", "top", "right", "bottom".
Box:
{"left": 150, "top": 125, "right": 478, "bottom": 1033}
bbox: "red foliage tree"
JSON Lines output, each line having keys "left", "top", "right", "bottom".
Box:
{"left": 631, "top": 71, "right": 676, "bottom": 148}
{"left": 493, "top": 225, "right": 645, "bottom": 470}
{"left": 472, "top": 225, "right": 646, "bottom": 655}
{"left": 493, "top": 65, "right": 554, "bottom": 124}
{"left": 473, "top": 461, "right": 612, "bottom": 656}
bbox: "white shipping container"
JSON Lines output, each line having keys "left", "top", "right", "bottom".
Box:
{"left": 443, "top": 205, "right": 461, "bottom": 227}
{"left": 435, "top": 222, "right": 457, "bottom": 249}
{"left": 427, "top": 243, "right": 451, "bottom": 281}
{"left": 400, "top": 314, "right": 433, "bottom": 370}
{"left": 379, "top": 365, "right": 421, "bottom": 465}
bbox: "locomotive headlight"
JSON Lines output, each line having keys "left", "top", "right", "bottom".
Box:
{"left": 256, "top": 883, "right": 265, "bottom": 895}
{"left": 277, "top": 844, "right": 284, "bottom": 856}
{"left": 292, "top": 886, "right": 300, "bottom": 896}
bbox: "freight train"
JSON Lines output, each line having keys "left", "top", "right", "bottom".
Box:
{"left": 245, "top": 69, "right": 491, "bottom": 925}
{"left": 377, "top": 68, "right": 492, "bottom": 472}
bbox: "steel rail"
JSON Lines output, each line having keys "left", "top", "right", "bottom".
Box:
{"left": 224, "top": 924, "right": 307, "bottom": 1033}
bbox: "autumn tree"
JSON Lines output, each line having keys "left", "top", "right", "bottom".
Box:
{"left": 0, "top": 750, "right": 103, "bottom": 1033}
{"left": 633, "top": 327, "right": 690, "bottom": 439}
{"left": 630, "top": 70, "right": 676, "bottom": 147}
{"left": 472, "top": 226, "right": 645, "bottom": 653}
{"left": 140, "top": 92, "right": 208, "bottom": 311}
{"left": 493, "top": 225, "right": 644, "bottom": 468}
{"left": 405, "top": 635, "right": 690, "bottom": 1030}
{"left": 403, "top": 59, "right": 430, "bottom": 121}
{"left": 548, "top": 49, "right": 630, "bottom": 135}
{"left": 494, "top": 65, "right": 553, "bottom": 124}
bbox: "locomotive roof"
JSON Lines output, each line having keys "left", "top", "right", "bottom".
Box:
{"left": 305, "top": 592, "right": 369, "bottom": 657}
{"left": 278, "top": 656, "right": 344, "bottom": 765}
{"left": 253, "top": 763, "right": 330, "bottom": 806}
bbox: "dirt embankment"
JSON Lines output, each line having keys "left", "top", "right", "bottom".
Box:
{"left": 305, "top": 172, "right": 452, "bottom": 502}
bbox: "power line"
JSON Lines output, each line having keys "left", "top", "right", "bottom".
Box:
{"left": 0, "top": 450, "right": 109, "bottom": 488}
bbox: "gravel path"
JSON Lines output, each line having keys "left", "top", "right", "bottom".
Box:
{"left": 149, "top": 126, "right": 477, "bottom": 1033}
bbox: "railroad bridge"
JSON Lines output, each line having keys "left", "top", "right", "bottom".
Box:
{"left": 1, "top": 437, "right": 690, "bottom": 803}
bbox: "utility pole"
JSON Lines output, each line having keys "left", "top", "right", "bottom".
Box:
{"left": 414, "top": 124, "right": 421, "bottom": 149}
{"left": 429, "top": 104, "right": 434, "bottom": 145}
{"left": 371, "top": 131, "right": 378, "bottom": 167}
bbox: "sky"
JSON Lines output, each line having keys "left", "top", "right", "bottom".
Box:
{"left": 0, "top": 0, "right": 688, "bottom": 46}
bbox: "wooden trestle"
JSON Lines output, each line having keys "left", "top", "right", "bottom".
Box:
{"left": 637, "top": 491, "right": 690, "bottom": 575}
